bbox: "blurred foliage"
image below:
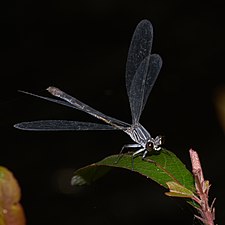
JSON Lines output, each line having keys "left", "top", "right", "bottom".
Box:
{"left": 0, "top": 166, "right": 26, "bottom": 225}
{"left": 214, "top": 86, "right": 225, "bottom": 134}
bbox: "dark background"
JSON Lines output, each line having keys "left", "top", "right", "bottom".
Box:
{"left": 1, "top": 1, "right": 225, "bottom": 224}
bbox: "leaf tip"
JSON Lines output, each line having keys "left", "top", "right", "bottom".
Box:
{"left": 71, "top": 175, "right": 87, "bottom": 186}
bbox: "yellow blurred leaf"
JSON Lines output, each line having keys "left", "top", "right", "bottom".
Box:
{"left": 0, "top": 166, "right": 26, "bottom": 225}
{"left": 214, "top": 87, "right": 225, "bottom": 133}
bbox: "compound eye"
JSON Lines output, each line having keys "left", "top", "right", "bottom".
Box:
{"left": 146, "top": 141, "right": 153, "bottom": 151}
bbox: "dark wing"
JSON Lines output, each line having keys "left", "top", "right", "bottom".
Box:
{"left": 126, "top": 20, "right": 162, "bottom": 124}
{"left": 128, "top": 55, "right": 150, "bottom": 124}
{"left": 126, "top": 20, "right": 153, "bottom": 96}
{"left": 17, "top": 90, "right": 130, "bottom": 129}
{"left": 141, "top": 54, "right": 162, "bottom": 112}
{"left": 14, "top": 120, "right": 118, "bottom": 131}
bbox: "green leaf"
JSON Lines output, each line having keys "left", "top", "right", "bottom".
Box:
{"left": 72, "top": 148, "right": 195, "bottom": 193}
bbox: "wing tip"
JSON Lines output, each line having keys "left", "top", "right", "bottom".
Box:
{"left": 14, "top": 123, "right": 27, "bottom": 130}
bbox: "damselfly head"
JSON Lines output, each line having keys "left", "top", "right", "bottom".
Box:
{"left": 146, "top": 135, "right": 164, "bottom": 152}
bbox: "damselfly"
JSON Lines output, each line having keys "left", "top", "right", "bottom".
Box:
{"left": 14, "top": 20, "right": 163, "bottom": 166}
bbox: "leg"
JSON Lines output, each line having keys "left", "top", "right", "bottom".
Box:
{"left": 114, "top": 143, "right": 141, "bottom": 164}
{"left": 132, "top": 149, "right": 157, "bottom": 169}
{"left": 120, "top": 143, "right": 142, "bottom": 155}
{"left": 142, "top": 153, "right": 157, "bottom": 165}
{"left": 131, "top": 147, "right": 146, "bottom": 170}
